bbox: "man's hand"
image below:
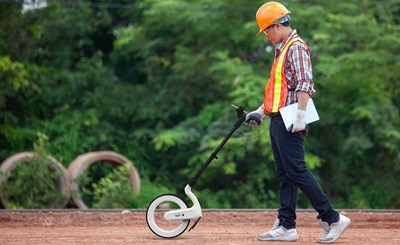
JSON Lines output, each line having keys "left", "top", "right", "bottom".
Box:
{"left": 245, "top": 107, "right": 265, "bottom": 128}
{"left": 292, "top": 109, "right": 306, "bottom": 132}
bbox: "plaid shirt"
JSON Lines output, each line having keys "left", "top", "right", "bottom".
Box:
{"left": 274, "top": 30, "right": 315, "bottom": 105}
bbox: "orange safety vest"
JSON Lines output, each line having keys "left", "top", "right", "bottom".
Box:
{"left": 263, "top": 36, "right": 304, "bottom": 113}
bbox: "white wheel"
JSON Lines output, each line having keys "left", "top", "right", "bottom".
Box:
{"left": 146, "top": 194, "right": 190, "bottom": 238}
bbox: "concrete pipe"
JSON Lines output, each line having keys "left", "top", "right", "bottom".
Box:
{"left": 67, "top": 151, "right": 140, "bottom": 209}
{"left": 0, "top": 152, "right": 70, "bottom": 209}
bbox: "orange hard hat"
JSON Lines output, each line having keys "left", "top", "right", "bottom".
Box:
{"left": 256, "top": 1, "right": 290, "bottom": 35}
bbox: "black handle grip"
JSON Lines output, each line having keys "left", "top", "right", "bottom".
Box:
{"left": 245, "top": 113, "right": 262, "bottom": 125}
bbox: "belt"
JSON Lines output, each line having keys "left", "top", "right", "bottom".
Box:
{"left": 266, "top": 112, "right": 281, "bottom": 118}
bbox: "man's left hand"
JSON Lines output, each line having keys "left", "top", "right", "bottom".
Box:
{"left": 292, "top": 109, "right": 306, "bottom": 132}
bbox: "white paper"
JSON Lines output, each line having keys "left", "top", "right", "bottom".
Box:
{"left": 279, "top": 99, "right": 320, "bottom": 131}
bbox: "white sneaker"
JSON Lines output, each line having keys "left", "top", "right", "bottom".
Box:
{"left": 317, "top": 221, "right": 330, "bottom": 242}
{"left": 317, "top": 214, "right": 351, "bottom": 243}
{"left": 256, "top": 219, "right": 298, "bottom": 241}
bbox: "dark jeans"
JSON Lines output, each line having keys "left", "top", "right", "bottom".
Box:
{"left": 269, "top": 115, "right": 339, "bottom": 229}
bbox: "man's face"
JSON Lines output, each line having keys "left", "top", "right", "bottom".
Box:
{"left": 263, "top": 24, "right": 279, "bottom": 45}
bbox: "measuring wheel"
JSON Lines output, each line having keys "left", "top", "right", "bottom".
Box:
{"left": 146, "top": 106, "right": 247, "bottom": 239}
{"left": 146, "top": 194, "right": 190, "bottom": 238}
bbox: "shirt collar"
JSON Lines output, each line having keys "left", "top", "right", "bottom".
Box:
{"left": 276, "top": 30, "right": 298, "bottom": 52}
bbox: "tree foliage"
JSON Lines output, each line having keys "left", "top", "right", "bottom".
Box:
{"left": 0, "top": 0, "right": 399, "bottom": 208}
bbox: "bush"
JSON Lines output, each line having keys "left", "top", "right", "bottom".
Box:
{"left": 79, "top": 163, "right": 174, "bottom": 208}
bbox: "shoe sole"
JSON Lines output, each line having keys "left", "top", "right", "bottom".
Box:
{"left": 317, "top": 218, "right": 351, "bottom": 244}
{"left": 257, "top": 235, "right": 298, "bottom": 242}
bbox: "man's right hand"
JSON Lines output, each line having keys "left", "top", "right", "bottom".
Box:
{"left": 245, "top": 107, "right": 265, "bottom": 128}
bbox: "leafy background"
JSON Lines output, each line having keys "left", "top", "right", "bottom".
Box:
{"left": 0, "top": 0, "right": 399, "bottom": 209}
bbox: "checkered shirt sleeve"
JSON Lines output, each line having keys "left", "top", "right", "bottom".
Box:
{"left": 285, "top": 41, "right": 316, "bottom": 105}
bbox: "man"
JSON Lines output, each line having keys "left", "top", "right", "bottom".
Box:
{"left": 245, "top": 1, "right": 351, "bottom": 243}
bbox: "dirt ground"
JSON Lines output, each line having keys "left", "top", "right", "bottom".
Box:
{"left": 0, "top": 209, "right": 400, "bottom": 244}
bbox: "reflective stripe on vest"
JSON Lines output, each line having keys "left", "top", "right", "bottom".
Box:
{"left": 264, "top": 36, "right": 304, "bottom": 113}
